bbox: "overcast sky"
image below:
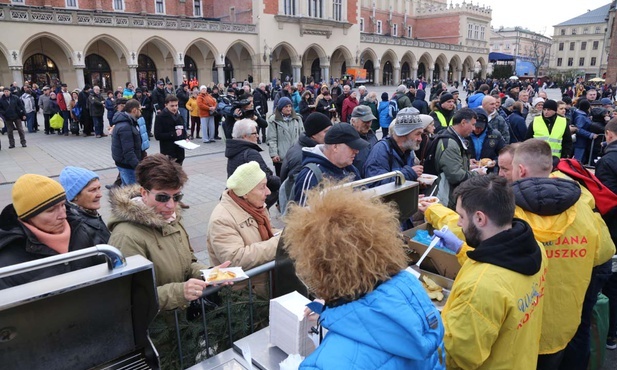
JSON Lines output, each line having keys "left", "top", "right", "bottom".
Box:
{"left": 475, "top": 0, "right": 611, "bottom": 36}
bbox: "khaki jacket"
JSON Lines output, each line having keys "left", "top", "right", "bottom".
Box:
{"left": 107, "top": 185, "right": 206, "bottom": 311}
{"left": 207, "top": 190, "right": 279, "bottom": 270}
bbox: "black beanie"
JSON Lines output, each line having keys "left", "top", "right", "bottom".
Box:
{"left": 381, "top": 92, "right": 389, "bottom": 101}
{"left": 543, "top": 99, "right": 558, "bottom": 111}
{"left": 440, "top": 93, "right": 454, "bottom": 104}
{"left": 304, "top": 112, "right": 332, "bottom": 137}
{"left": 577, "top": 99, "right": 590, "bottom": 113}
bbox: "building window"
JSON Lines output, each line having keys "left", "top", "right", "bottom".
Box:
{"left": 593, "top": 41, "right": 599, "bottom": 50}
{"left": 10, "top": 0, "right": 24, "bottom": 3}
{"left": 568, "top": 58, "right": 573, "bottom": 66}
{"left": 474, "top": 25, "right": 479, "bottom": 39}
{"left": 468, "top": 24, "right": 473, "bottom": 38}
{"left": 559, "top": 42, "right": 564, "bottom": 51}
{"left": 595, "top": 26, "right": 601, "bottom": 34}
{"left": 570, "top": 42, "right": 575, "bottom": 51}
{"left": 480, "top": 26, "right": 485, "bottom": 40}
{"left": 407, "top": 25, "right": 412, "bottom": 38}
{"left": 583, "top": 28, "right": 589, "bottom": 34}
{"left": 571, "top": 28, "right": 577, "bottom": 35}
{"left": 581, "top": 41, "right": 587, "bottom": 50}
{"left": 376, "top": 20, "right": 382, "bottom": 34}
{"left": 66, "top": 0, "right": 78, "bottom": 7}
{"left": 591, "top": 57, "right": 597, "bottom": 66}
{"left": 193, "top": 0, "right": 201, "bottom": 16}
{"left": 113, "top": 0, "right": 124, "bottom": 10}
{"left": 229, "top": 6, "right": 236, "bottom": 22}
{"left": 557, "top": 58, "right": 563, "bottom": 67}
{"left": 308, "top": 0, "right": 323, "bottom": 18}
{"left": 155, "top": 0, "right": 165, "bottom": 14}
{"left": 560, "top": 29, "right": 565, "bottom": 35}
{"left": 284, "top": 0, "right": 296, "bottom": 15}
{"left": 392, "top": 24, "right": 398, "bottom": 37}
{"left": 333, "top": 0, "right": 342, "bottom": 21}
{"left": 359, "top": 18, "right": 364, "bottom": 32}
{"left": 579, "top": 57, "right": 585, "bottom": 66}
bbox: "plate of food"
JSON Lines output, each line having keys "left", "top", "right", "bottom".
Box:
{"left": 419, "top": 196, "right": 440, "bottom": 205}
{"left": 479, "top": 158, "right": 496, "bottom": 167}
{"left": 201, "top": 267, "right": 249, "bottom": 283}
{"left": 417, "top": 174, "right": 438, "bottom": 186}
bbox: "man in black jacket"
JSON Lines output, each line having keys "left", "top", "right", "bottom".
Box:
{"left": 88, "top": 86, "right": 106, "bottom": 138}
{"left": 253, "top": 83, "right": 269, "bottom": 142}
{"left": 111, "top": 100, "right": 142, "bottom": 186}
{"left": 78, "top": 85, "right": 93, "bottom": 136}
{"left": 154, "top": 95, "right": 190, "bottom": 209}
{"left": 176, "top": 83, "right": 190, "bottom": 130}
{"left": 0, "top": 86, "right": 27, "bottom": 149}
{"left": 150, "top": 80, "right": 166, "bottom": 115}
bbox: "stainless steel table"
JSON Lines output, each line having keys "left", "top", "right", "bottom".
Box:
{"left": 233, "top": 328, "right": 288, "bottom": 370}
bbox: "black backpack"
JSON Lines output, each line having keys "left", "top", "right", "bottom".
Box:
{"left": 423, "top": 129, "right": 466, "bottom": 176}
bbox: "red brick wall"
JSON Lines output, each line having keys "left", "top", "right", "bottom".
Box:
{"left": 359, "top": 9, "right": 406, "bottom": 35}
{"left": 415, "top": 15, "right": 460, "bottom": 44}
{"left": 347, "top": 0, "right": 357, "bottom": 24}
{"left": 263, "top": 0, "right": 277, "bottom": 15}
{"left": 7, "top": 0, "right": 205, "bottom": 17}
{"left": 606, "top": 17, "right": 617, "bottom": 84}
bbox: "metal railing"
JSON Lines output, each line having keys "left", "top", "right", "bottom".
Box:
{"left": 587, "top": 134, "right": 605, "bottom": 167}
{"left": 166, "top": 261, "right": 276, "bottom": 370}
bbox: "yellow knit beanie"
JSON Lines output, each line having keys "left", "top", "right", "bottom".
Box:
{"left": 226, "top": 161, "right": 266, "bottom": 197}
{"left": 12, "top": 174, "right": 66, "bottom": 219}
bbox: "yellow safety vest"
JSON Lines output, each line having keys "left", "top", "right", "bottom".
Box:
{"left": 532, "top": 115, "right": 567, "bottom": 157}
{"left": 435, "top": 111, "right": 453, "bottom": 128}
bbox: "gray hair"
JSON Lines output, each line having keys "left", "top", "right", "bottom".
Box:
{"left": 232, "top": 119, "right": 257, "bottom": 139}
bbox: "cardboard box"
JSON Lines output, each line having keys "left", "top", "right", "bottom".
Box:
{"left": 403, "top": 223, "right": 461, "bottom": 280}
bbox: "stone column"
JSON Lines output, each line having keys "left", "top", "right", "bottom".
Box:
{"left": 428, "top": 68, "right": 434, "bottom": 83}
{"left": 321, "top": 66, "right": 330, "bottom": 84}
{"left": 457, "top": 69, "right": 462, "bottom": 83}
{"left": 374, "top": 66, "right": 381, "bottom": 86}
{"left": 128, "top": 65, "right": 138, "bottom": 88}
{"left": 292, "top": 65, "right": 301, "bottom": 84}
{"left": 10, "top": 67, "right": 23, "bottom": 87}
{"left": 74, "top": 67, "right": 85, "bottom": 89}
{"left": 412, "top": 67, "right": 418, "bottom": 80}
{"left": 443, "top": 66, "right": 449, "bottom": 83}
{"left": 394, "top": 66, "right": 401, "bottom": 86}
{"left": 174, "top": 65, "right": 184, "bottom": 87}
{"left": 216, "top": 64, "right": 225, "bottom": 84}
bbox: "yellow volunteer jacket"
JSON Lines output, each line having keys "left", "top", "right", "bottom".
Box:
{"left": 442, "top": 220, "right": 548, "bottom": 370}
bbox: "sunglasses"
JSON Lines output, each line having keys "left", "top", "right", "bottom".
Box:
{"left": 147, "top": 190, "right": 184, "bottom": 203}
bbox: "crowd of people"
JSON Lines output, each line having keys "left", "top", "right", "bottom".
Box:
{"left": 1, "top": 73, "right": 617, "bottom": 370}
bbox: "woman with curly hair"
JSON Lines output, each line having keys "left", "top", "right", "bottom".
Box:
{"left": 284, "top": 184, "right": 445, "bottom": 370}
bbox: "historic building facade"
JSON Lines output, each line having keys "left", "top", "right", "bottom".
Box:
{"left": 549, "top": 3, "right": 612, "bottom": 80}
{"left": 0, "top": 0, "right": 491, "bottom": 89}
{"left": 489, "top": 27, "right": 552, "bottom": 76}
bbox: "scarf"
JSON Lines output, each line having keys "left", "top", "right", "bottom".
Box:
{"left": 228, "top": 190, "right": 274, "bottom": 241}
{"left": 21, "top": 219, "right": 71, "bottom": 254}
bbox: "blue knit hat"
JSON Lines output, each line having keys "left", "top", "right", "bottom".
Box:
{"left": 277, "top": 97, "right": 293, "bottom": 111}
{"left": 59, "top": 166, "right": 99, "bottom": 201}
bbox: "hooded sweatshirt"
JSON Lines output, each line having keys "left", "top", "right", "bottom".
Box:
{"left": 442, "top": 219, "right": 547, "bottom": 369}
{"left": 512, "top": 177, "right": 615, "bottom": 354}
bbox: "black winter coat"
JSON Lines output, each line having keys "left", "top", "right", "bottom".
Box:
{"left": 0, "top": 94, "right": 25, "bottom": 120}
{"left": 253, "top": 88, "right": 269, "bottom": 117}
{"left": 0, "top": 204, "right": 104, "bottom": 289}
{"left": 65, "top": 202, "right": 111, "bottom": 249}
{"left": 176, "top": 87, "right": 190, "bottom": 107}
{"left": 280, "top": 133, "right": 318, "bottom": 183}
{"left": 111, "top": 112, "right": 142, "bottom": 169}
{"left": 88, "top": 92, "right": 105, "bottom": 117}
{"left": 225, "top": 139, "right": 281, "bottom": 192}
{"left": 154, "top": 108, "right": 186, "bottom": 164}
{"left": 595, "top": 141, "right": 617, "bottom": 241}
{"left": 151, "top": 87, "right": 166, "bottom": 112}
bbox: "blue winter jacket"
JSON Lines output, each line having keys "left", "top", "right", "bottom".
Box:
{"left": 467, "top": 92, "right": 485, "bottom": 109}
{"left": 138, "top": 117, "right": 150, "bottom": 151}
{"left": 506, "top": 110, "right": 527, "bottom": 143}
{"left": 572, "top": 108, "right": 594, "bottom": 149}
{"left": 364, "top": 137, "right": 419, "bottom": 187}
{"left": 378, "top": 101, "right": 392, "bottom": 128}
{"left": 300, "top": 270, "right": 446, "bottom": 370}
{"left": 293, "top": 145, "right": 361, "bottom": 206}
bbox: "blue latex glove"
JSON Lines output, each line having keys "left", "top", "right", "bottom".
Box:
{"left": 433, "top": 229, "right": 464, "bottom": 254}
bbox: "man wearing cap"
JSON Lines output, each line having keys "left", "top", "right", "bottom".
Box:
{"left": 469, "top": 108, "right": 505, "bottom": 173}
{"left": 293, "top": 123, "right": 368, "bottom": 206}
{"left": 525, "top": 99, "right": 572, "bottom": 159}
{"left": 601, "top": 97, "right": 615, "bottom": 114}
{"left": 57, "top": 83, "right": 72, "bottom": 135}
{"left": 38, "top": 85, "right": 54, "bottom": 134}
{"left": 433, "top": 108, "right": 485, "bottom": 209}
{"left": 207, "top": 161, "right": 280, "bottom": 272}
{"left": 0, "top": 174, "right": 104, "bottom": 289}
{"left": 267, "top": 96, "right": 304, "bottom": 177}
{"left": 151, "top": 80, "right": 166, "bottom": 114}
{"left": 482, "top": 95, "right": 510, "bottom": 144}
{"left": 500, "top": 97, "right": 515, "bottom": 119}
{"left": 349, "top": 105, "right": 378, "bottom": 175}
{"left": 364, "top": 107, "right": 429, "bottom": 186}
{"left": 430, "top": 92, "right": 456, "bottom": 133}
{"left": 0, "top": 86, "right": 27, "bottom": 149}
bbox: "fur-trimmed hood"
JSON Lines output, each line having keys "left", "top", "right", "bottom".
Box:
{"left": 107, "top": 184, "right": 182, "bottom": 231}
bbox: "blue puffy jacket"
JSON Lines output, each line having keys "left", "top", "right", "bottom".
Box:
{"left": 300, "top": 270, "right": 446, "bottom": 370}
{"left": 572, "top": 108, "right": 594, "bottom": 149}
{"left": 138, "top": 117, "right": 150, "bottom": 151}
{"left": 467, "top": 92, "right": 485, "bottom": 109}
{"left": 378, "top": 100, "right": 393, "bottom": 128}
{"left": 364, "top": 137, "right": 419, "bottom": 186}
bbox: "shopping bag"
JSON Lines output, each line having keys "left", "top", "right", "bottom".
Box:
{"left": 50, "top": 113, "right": 64, "bottom": 129}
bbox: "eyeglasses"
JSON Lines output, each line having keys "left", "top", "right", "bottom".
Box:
{"left": 147, "top": 190, "right": 184, "bottom": 203}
